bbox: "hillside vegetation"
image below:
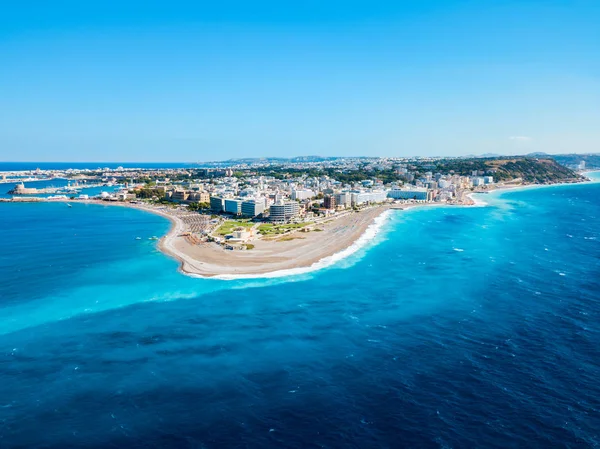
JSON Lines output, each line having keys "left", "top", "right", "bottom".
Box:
{"left": 435, "top": 157, "right": 584, "bottom": 184}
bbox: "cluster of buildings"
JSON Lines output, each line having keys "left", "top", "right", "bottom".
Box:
{"left": 209, "top": 197, "right": 267, "bottom": 217}
{"left": 143, "top": 169, "right": 494, "bottom": 223}
{"left": 204, "top": 182, "right": 393, "bottom": 222}
{"left": 207, "top": 196, "right": 301, "bottom": 222}
{"left": 92, "top": 160, "right": 498, "bottom": 223}
{"left": 4, "top": 157, "right": 497, "bottom": 222}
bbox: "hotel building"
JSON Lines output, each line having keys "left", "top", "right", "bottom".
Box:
{"left": 334, "top": 192, "right": 352, "bottom": 208}
{"left": 187, "top": 191, "right": 210, "bottom": 203}
{"left": 387, "top": 188, "right": 429, "bottom": 201}
{"left": 350, "top": 190, "right": 388, "bottom": 206}
{"left": 171, "top": 190, "right": 189, "bottom": 202}
{"left": 224, "top": 199, "right": 243, "bottom": 215}
{"left": 269, "top": 201, "right": 300, "bottom": 222}
{"left": 323, "top": 195, "right": 336, "bottom": 210}
{"left": 210, "top": 196, "right": 225, "bottom": 213}
{"left": 241, "top": 199, "right": 266, "bottom": 217}
{"left": 291, "top": 189, "right": 315, "bottom": 201}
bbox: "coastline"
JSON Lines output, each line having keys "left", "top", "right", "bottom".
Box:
{"left": 2, "top": 174, "right": 596, "bottom": 280}
{"left": 185, "top": 208, "right": 395, "bottom": 280}
{"left": 0, "top": 196, "right": 401, "bottom": 279}
{"left": 476, "top": 171, "right": 599, "bottom": 197}
{"left": 153, "top": 200, "right": 479, "bottom": 280}
{"left": 159, "top": 205, "right": 394, "bottom": 279}
{"left": 135, "top": 198, "right": 489, "bottom": 279}
{"left": 85, "top": 200, "right": 453, "bottom": 279}
{"left": 161, "top": 175, "right": 598, "bottom": 280}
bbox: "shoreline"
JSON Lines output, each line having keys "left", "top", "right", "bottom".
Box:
{"left": 156, "top": 200, "right": 485, "bottom": 280}
{"left": 2, "top": 175, "right": 596, "bottom": 280}
{"left": 68, "top": 200, "right": 458, "bottom": 279}
{"left": 0, "top": 197, "right": 397, "bottom": 280}
{"left": 160, "top": 204, "right": 395, "bottom": 279}
{"left": 465, "top": 172, "right": 599, "bottom": 204}
{"left": 187, "top": 208, "right": 396, "bottom": 280}
{"left": 474, "top": 172, "right": 599, "bottom": 198}
{"left": 126, "top": 199, "right": 487, "bottom": 280}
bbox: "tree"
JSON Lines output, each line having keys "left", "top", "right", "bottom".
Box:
{"left": 137, "top": 188, "right": 165, "bottom": 199}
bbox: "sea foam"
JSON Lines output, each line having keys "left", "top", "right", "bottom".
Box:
{"left": 211, "top": 209, "right": 394, "bottom": 280}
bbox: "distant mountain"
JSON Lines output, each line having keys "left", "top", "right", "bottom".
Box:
{"left": 197, "top": 155, "right": 355, "bottom": 166}
{"left": 460, "top": 153, "right": 506, "bottom": 159}
{"left": 478, "top": 153, "right": 504, "bottom": 158}
{"left": 194, "top": 152, "right": 600, "bottom": 169}
{"left": 526, "top": 152, "right": 550, "bottom": 157}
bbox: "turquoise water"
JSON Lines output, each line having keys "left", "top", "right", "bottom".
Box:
{"left": 1, "top": 174, "right": 599, "bottom": 447}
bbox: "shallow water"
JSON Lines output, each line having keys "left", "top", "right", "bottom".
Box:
{"left": 1, "top": 175, "right": 599, "bottom": 447}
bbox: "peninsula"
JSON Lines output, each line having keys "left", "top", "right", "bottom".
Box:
{"left": 1, "top": 155, "right": 590, "bottom": 278}
{"left": 158, "top": 203, "right": 391, "bottom": 278}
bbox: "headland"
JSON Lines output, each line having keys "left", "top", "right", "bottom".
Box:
{"left": 1, "top": 156, "right": 594, "bottom": 279}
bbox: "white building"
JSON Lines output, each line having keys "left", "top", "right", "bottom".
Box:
{"left": 229, "top": 229, "right": 252, "bottom": 242}
{"left": 387, "top": 188, "right": 429, "bottom": 201}
{"left": 291, "top": 189, "right": 315, "bottom": 201}
{"left": 350, "top": 190, "right": 388, "bottom": 206}
{"left": 334, "top": 192, "right": 352, "bottom": 208}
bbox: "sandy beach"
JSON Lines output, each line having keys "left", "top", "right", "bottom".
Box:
{"left": 0, "top": 196, "right": 410, "bottom": 278}
{"left": 142, "top": 174, "right": 597, "bottom": 279}
{"left": 0, "top": 190, "right": 510, "bottom": 278}
{"left": 77, "top": 200, "right": 457, "bottom": 278}
{"left": 157, "top": 206, "right": 392, "bottom": 278}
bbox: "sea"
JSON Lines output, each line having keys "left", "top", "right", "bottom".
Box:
{"left": 0, "top": 178, "right": 121, "bottom": 201}
{"left": 1, "top": 173, "right": 599, "bottom": 448}
{"left": 0, "top": 162, "right": 201, "bottom": 171}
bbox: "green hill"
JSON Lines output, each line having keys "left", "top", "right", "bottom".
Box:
{"left": 435, "top": 157, "right": 584, "bottom": 184}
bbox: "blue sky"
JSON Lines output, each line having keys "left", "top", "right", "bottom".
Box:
{"left": 1, "top": 1, "right": 599, "bottom": 162}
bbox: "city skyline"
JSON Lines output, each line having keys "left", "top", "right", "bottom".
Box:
{"left": 2, "top": 0, "right": 599, "bottom": 161}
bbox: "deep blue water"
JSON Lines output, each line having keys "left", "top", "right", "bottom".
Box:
{"left": 1, "top": 176, "right": 599, "bottom": 448}
{"left": 0, "top": 162, "right": 200, "bottom": 171}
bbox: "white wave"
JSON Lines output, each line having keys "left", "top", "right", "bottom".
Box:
{"left": 468, "top": 193, "right": 488, "bottom": 207}
{"left": 210, "top": 209, "right": 394, "bottom": 280}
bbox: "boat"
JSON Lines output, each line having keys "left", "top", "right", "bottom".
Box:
{"left": 135, "top": 237, "right": 142, "bottom": 240}
{"left": 67, "top": 203, "right": 72, "bottom": 208}
{"left": 149, "top": 236, "right": 159, "bottom": 240}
